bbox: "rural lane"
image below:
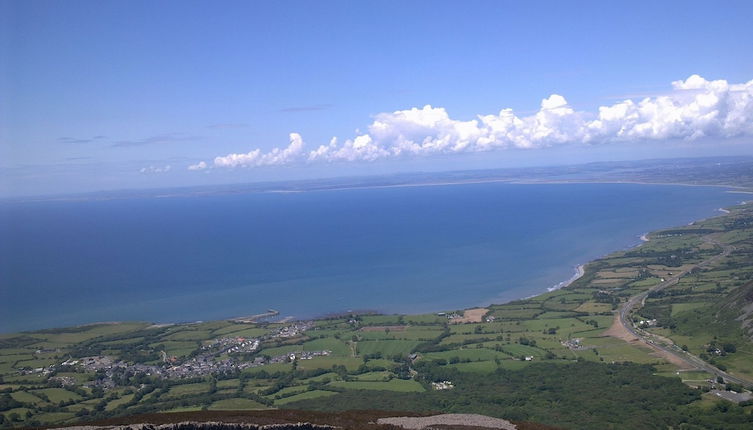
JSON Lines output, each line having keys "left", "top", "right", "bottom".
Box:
{"left": 616, "top": 235, "right": 752, "bottom": 388}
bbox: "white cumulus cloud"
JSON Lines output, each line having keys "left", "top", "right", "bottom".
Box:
{"left": 212, "top": 133, "right": 305, "bottom": 168}
{"left": 190, "top": 75, "right": 753, "bottom": 171}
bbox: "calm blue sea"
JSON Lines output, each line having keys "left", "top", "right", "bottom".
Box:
{"left": 0, "top": 183, "right": 744, "bottom": 332}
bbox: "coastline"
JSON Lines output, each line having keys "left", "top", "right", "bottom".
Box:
{"left": 2, "top": 184, "right": 747, "bottom": 334}
{"left": 547, "top": 264, "right": 586, "bottom": 292}
{"left": 528, "top": 200, "right": 742, "bottom": 301}
{"left": 196, "top": 181, "right": 746, "bottom": 318}
{"left": 252, "top": 184, "right": 744, "bottom": 320}
{"left": 542, "top": 202, "right": 745, "bottom": 301}
{"left": 13, "top": 194, "right": 732, "bottom": 333}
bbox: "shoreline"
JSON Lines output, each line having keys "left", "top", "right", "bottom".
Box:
{"left": 540, "top": 202, "right": 746, "bottom": 302}
{"left": 547, "top": 264, "right": 586, "bottom": 292}
{"left": 504, "top": 201, "right": 740, "bottom": 308}
{"left": 3, "top": 188, "right": 747, "bottom": 334}
{"left": 10, "top": 200, "right": 746, "bottom": 334}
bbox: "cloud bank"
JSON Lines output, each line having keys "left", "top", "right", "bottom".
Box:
{"left": 191, "top": 75, "right": 753, "bottom": 170}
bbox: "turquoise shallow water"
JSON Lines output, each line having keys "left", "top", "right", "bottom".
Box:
{"left": 0, "top": 182, "right": 744, "bottom": 332}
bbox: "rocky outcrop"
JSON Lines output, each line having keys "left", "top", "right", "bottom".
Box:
{"left": 377, "top": 414, "right": 516, "bottom": 429}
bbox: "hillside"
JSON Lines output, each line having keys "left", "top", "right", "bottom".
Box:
{"left": 722, "top": 280, "right": 753, "bottom": 341}
{"left": 634, "top": 204, "right": 753, "bottom": 384}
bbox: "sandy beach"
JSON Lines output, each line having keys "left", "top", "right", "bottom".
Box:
{"left": 548, "top": 264, "right": 586, "bottom": 292}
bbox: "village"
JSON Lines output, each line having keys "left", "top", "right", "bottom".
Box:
{"left": 16, "top": 321, "right": 327, "bottom": 390}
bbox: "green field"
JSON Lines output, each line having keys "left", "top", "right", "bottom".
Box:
{"left": 32, "top": 388, "right": 82, "bottom": 403}
{"left": 9, "top": 392, "right": 45, "bottom": 405}
{"left": 167, "top": 383, "right": 211, "bottom": 397}
{"left": 274, "top": 390, "right": 338, "bottom": 406}
{"left": 208, "top": 398, "right": 267, "bottom": 410}
{"left": 356, "top": 340, "right": 420, "bottom": 356}
{"left": 260, "top": 338, "right": 350, "bottom": 357}
{"left": 328, "top": 379, "right": 425, "bottom": 392}
{"left": 105, "top": 393, "right": 134, "bottom": 411}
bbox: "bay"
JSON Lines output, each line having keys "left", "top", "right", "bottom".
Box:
{"left": 0, "top": 182, "right": 743, "bottom": 332}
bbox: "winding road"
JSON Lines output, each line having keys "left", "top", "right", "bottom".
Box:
{"left": 615, "top": 235, "right": 752, "bottom": 388}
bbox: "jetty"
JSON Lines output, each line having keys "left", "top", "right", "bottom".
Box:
{"left": 230, "top": 309, "right": 279, "bottom": 323}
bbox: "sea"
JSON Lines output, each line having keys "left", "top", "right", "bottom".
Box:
{"left": 0, "top": 182, "right": 744, "bottom": 333}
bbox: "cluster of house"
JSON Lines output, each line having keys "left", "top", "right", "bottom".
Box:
{"left": 18, "top": 366, "right": 53, "bottom": 376}
{"left": 637, "top": 319, "right": 658, "bottom": 328}
{"left": 274, "top": 321, "right": 314, "bottom": 338}
{"left": 707, "top": 346, "right": 724, "bottom": 356}
{"left": 14, "top": 349, "right": 65, "bottom": 376}
{"left": 162, "top": 356, "right": 239, "bottom": 378}
{"left": 77, "top": 355, "right": 169, "bottom": 377}
{"left": 287, "top": 350, "right": 330, "bottom": 361}
{"left": 78, "top": 356, "right": 115, "bottom": 369}
{"left": 48, "top": 375, "right": 77, "bottom": 386}
{"left": 13, "top": 321, "right": 325, "bottom": 389}
{"left": 561, "top": 338, "right": 585, "bottom": 350}
{"left": 437, "top": 312, "right": 462, "bottom": 320}
{"left": 431, "top": 380, "right": 454, "bottom": 390}
{"left": 437, "top": 312, "right": 498, "bottom": 322}
{"left": 71, "top": 347, "right": 333, "bottom": 385}
{"left": 201, "top": 337, "right": 260, "bottom": 354}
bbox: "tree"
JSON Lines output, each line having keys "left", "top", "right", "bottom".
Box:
{"left": 95, "top": 399, "right": 107, "bottom": 411}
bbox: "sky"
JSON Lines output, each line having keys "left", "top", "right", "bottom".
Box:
{"left": 2, "top": 0, "right": 753, "bottom": 196}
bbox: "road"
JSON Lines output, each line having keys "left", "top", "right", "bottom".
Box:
{"left": 616, "top": 235, "right": 752, "bottom": 388}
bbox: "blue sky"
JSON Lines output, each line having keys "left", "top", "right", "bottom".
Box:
{"left": 2, "top": 0, "right": 753, "bottom": 196}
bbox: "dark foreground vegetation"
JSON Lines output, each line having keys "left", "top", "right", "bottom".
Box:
{"left": 284, "top": 361, "right": 753, "bottom": 430}
{"left": 35, "top": 410, "right": 560, "bottom": 430}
